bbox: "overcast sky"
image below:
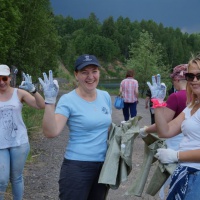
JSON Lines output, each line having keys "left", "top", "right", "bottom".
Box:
{"left": 50, "top": 0, "right": 200, "bottom": 34}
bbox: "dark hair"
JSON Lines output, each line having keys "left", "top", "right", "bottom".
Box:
{"left": 126, "top": 70, "right": 134, "bottom": 78}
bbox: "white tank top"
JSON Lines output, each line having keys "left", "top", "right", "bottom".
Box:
{"left": 0, "top": 88, "right": 28, "bottom": 149}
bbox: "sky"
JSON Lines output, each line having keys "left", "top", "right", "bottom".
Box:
{"left": 50, "top": 0, "right": 200, "bottom": 34}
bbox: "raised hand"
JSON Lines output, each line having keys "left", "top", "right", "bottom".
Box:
{"left": 38, "top": 70, "right": 59, "bottom": 104}
{"left": 147, "top": 74, "right": 167, "bottom": 108}
{"left": 19, "top": 73, "right": 36, "bottom": 93}
{"left": 147, "top": 74, "right": 166, "bottom": 102}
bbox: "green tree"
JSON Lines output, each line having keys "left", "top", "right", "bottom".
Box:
{"left": 72, "top": 31, "right": 120, "bottom": 61}
{"left": 0, "top": 0, "right": 21, "bottom": 63}
{"left": 115, "top": 17, "right": 133, "bottom": 59}
{"left": 126, "top": 31, "right": 170, "bottom": 97}
{"left": 83, "top": 13, "right": 101, "bottom": 35}
{"left": 101, "top": 16, "right": 116, "bottom": 40}
{"left": 9, "top": 0, "right": 60, "bottom": 81}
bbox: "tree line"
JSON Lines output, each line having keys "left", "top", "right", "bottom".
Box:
{"left": 1, "top": 0, "right": 60, "bottom": 82}
{"left": 1, "top": 0, "right": 200, "bottom": 86}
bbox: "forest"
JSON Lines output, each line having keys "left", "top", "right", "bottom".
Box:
{"left": 1, "top": 0, "right": 200, "bottom": 92}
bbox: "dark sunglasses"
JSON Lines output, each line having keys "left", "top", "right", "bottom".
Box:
{"left": 0, "top": 76, "right": 9, "bottom": 82}
{"left": 185, "top": 73, "right": 200, "bottom": 81}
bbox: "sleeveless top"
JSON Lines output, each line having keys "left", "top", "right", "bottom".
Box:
{"left": 0, "top": 88, "right": 28, "bottom": 149}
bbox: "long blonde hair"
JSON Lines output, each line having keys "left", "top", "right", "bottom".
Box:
{"left": 186, "top": 54, "right": 200, "bottom": 107}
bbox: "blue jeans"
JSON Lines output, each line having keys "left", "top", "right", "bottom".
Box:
{"left": 0, "top": 143, "right": 30, "bottom": 200}
{"left": 59, "top": 159, "right": 109, "bottom": 200}
{"left": 122, "top": 102, "right": 137, "bottom": 121}
{"left": 184, "top": 170, "right": 200, "bottom": 200}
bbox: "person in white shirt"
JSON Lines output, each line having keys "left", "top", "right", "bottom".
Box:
{"left": 0, "top": 65, "right": 45, "bottom": 200}
{"left": 146, "top": 54, "right": 200, "bottom": 200}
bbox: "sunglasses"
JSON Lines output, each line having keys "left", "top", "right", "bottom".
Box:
{"left": 0, "top": 76, "right": 9, "bottom": 82}
{"left": 185, "top": 73, "right": 200, "bottom": 81}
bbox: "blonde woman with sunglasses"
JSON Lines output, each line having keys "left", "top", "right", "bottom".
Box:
{"left": 144, "top": 54, "right": 200, "bottom": 200}
{"left": 0, "top": 64, "right": 45, "bottom": 200}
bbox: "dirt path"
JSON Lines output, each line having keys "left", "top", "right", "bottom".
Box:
{"left": 23, "top": 96, "right": 162, "bottom": 200}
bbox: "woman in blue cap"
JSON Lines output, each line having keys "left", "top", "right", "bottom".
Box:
{"left": 39, "top": 54, "right": 112, "bottom": 200}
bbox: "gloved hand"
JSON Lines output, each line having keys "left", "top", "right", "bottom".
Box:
{"left": 147, "top": 74, "right": 167, "bottom": 104}
{"left": 19, "top": 73, "right": 36, "bottom": 93}
{"left": 155, "top": 148, "right": 179, "bottom": 164}
{"left": 38, "top": 70, "right": 59, "bottom": 104}
{"left": 138, "top": 126, "right": 148, "bottom": 138}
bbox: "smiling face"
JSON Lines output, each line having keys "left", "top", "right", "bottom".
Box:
{"left": 74, "top": 65, "right": 100, "bottom": 93}
{"left": 187, "top": 62, "right": 200, "bottom": 96}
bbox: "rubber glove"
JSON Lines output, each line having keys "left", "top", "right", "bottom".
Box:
{"left": 147, "top": 74, "right": 167, "bottom": 107}
{"left": 138, "top": 126, "right": 148, "bottom": 138}
{"left": 19, "top": 73, "right": 36, "bottom": 93}
{"left": 38, "top": 70, "right": 59, "bottom": 104}
{"left": 155, "top": 148, "right": 179, "bottom": 164}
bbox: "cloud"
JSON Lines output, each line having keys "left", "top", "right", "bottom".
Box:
{"left": 50, "top": 0, "right": 200, "bottom": 34}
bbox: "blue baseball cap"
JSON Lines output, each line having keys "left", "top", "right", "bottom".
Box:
{"left": 75, "top": 54, "right": 101, "bottom": 70}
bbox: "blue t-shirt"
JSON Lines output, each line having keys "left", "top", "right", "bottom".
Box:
{"left": 55, "top": 89, "right": 112, "bottom": 161}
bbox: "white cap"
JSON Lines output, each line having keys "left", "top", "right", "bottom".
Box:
{"left": 0, "top": 65, "right": 10, "bottom": 76}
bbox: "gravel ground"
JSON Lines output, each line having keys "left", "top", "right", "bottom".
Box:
{"left": 20, "top": 95, "right": 163, "bottom": 200}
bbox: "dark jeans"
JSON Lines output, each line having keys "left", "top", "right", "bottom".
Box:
{"left": 59, "top": 159, "right": 108, "bottom": 200}
{"left": 150, "top": 109, "right": 155, "bottom": 124}
{"left": 122, "top": 102, "right": 137, "bottom": 121}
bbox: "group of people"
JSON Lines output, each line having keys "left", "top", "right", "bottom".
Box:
{"left": 141, "top": 64, "right": 188, "bottom": 199}
{"left": 1, "top": 53, "right": 200, "bottom": 200}
{"left": 0, "top": 55, "right": 112, "bottom": 200}
{"left": 139, "top": 56, "right": 200, "bottom": 200}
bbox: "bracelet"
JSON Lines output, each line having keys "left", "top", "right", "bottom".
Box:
{"left": 31, "top": 88, "right": 37, "bottom": 94}
{"left": 151, "top": 98, "right": 167, "bottom": 108}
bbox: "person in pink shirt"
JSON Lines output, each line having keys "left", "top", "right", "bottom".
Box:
{"left": 120, "top": 70, "right": 139, "bottom": 121}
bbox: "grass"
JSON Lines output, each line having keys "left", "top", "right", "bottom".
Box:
{"left": 22, "top": 104, "right": 44, "bottom": 136}
{"left": 22, "top": 104, "right": 44, "bottom": 162}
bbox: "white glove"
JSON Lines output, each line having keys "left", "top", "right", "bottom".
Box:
{"left": 155, "top": 148, "right": 179, "bottom": 164}
{"left": 147, "top": 74, "right": 166, "bottom": 103}
{"left": 38, "top": 70, "right": 59, "bottom": 104}
{"left": 19, "top": 73, "right": 36, "bottom": 93}
{"left": 138, "top": 126, "right": 148, "bottom": 138}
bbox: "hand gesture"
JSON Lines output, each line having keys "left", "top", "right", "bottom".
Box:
{"left": 147, "top": 74, "right": 166, "bottom": 103}
{"left": 19, "top": 73, "right": 36, "bottom": 93}
{"left": 155, "top": 148, "right": 178, "bottom": 164}
{"left": 38, "top": 70, "right": 59, "bottom": 104}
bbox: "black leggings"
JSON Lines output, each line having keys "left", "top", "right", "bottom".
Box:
{"left": 59, "top": 159, "right": 109, "bottom": 200}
